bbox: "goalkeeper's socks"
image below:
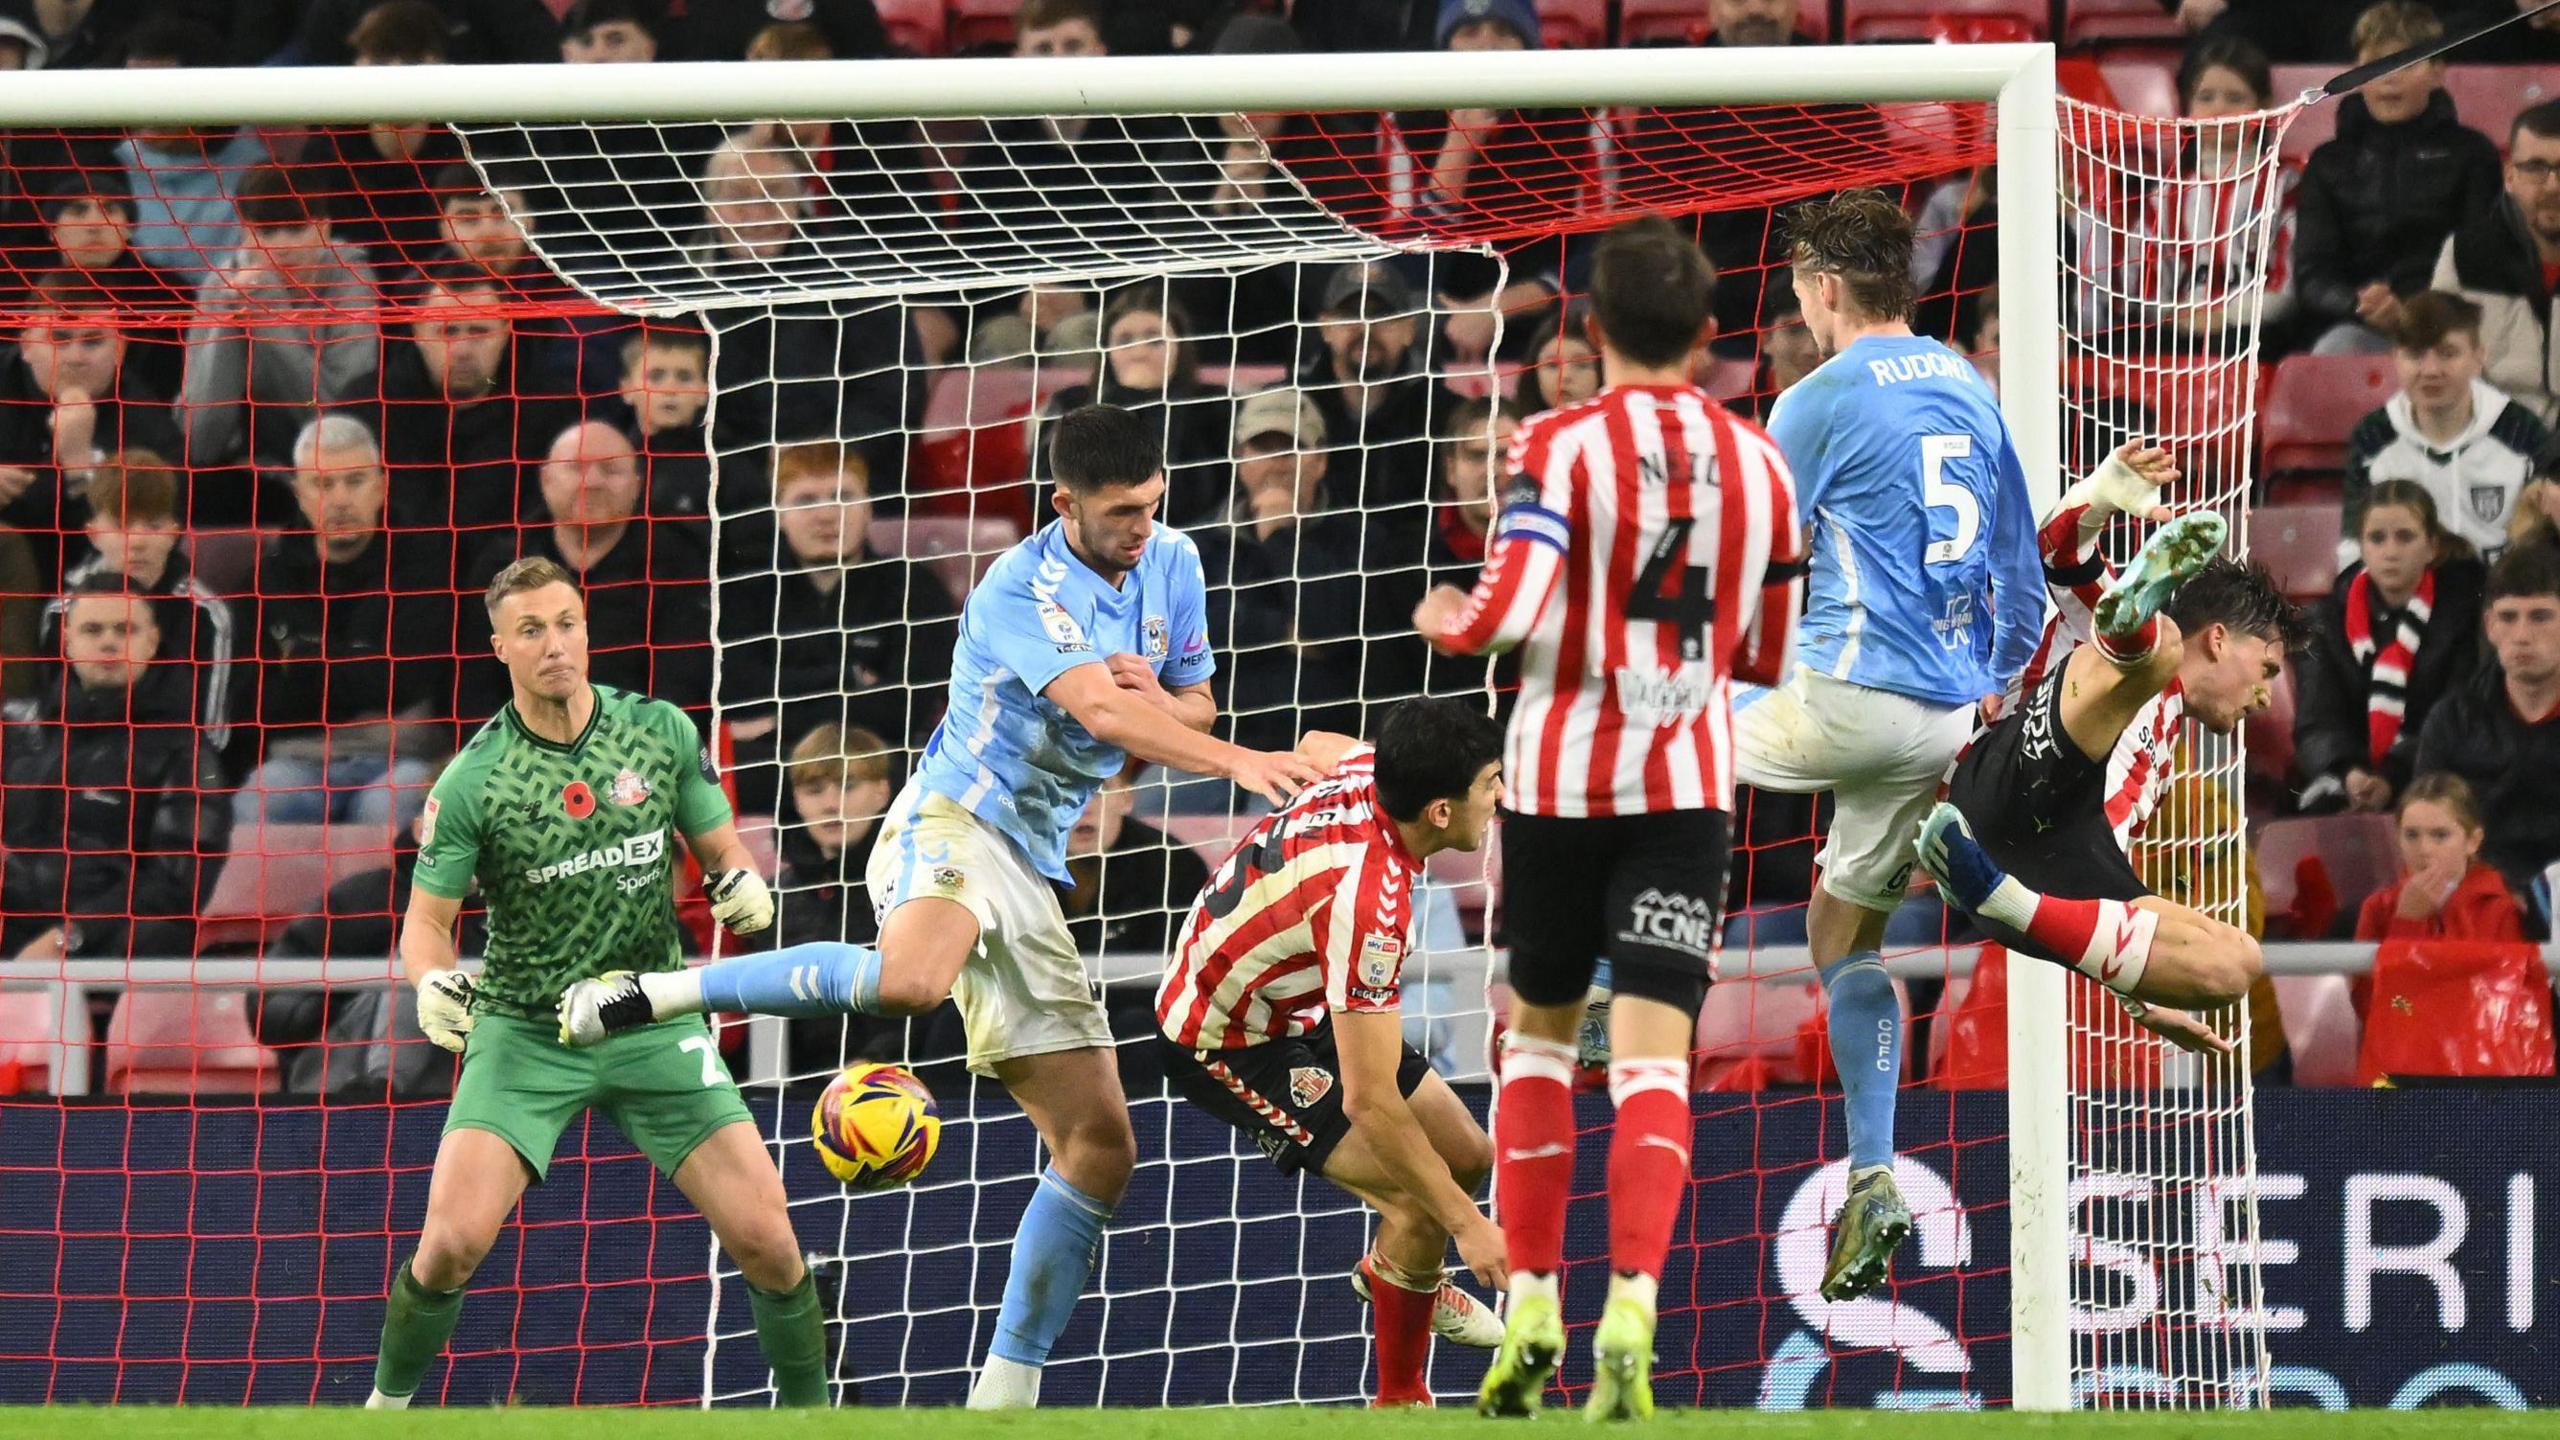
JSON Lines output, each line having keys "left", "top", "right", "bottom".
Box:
{"left": 1978, "top": 881, "right": 2160, "bottom": 995}
{"left": 1604, "top": 1057, "right": 1690, "bottom": 1282}
{"left": 1818, "top": 951, "right": 1902, "bottom": 1173}
{"left": 1364, "top": 1255, "right": 1436, "bottom": 1407}
{"left": 371, "top": 1258, "right": 465, "bottom": 1406}
{"left": 986, "top": 1166, "right": 1114, "bottom": 1375}
{"left": 747, "top": 1270, "right": 830, "bottom": 1407}
{"left": 1494, "top": 1032, "right": 1577, "bottom": 1276}
{"left": 649, "top": 942, "right": 883, "bottom": 1020}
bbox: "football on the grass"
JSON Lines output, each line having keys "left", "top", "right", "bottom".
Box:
{"left": 812, "top": 1062, "right": 940, "bottom": 1189}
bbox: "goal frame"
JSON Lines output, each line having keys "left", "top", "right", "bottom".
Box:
{"left": 0, "top": 42, "right": 2071, "bottom": 1409}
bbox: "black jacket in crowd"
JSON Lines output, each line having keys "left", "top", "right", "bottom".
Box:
{"left": 462, "top": 517, "right": 713, "bottom": 720}
{"left": 0, "top": 351, "right": 183, "bottom": 588}
{"left": 0, "top": 667, "right": 229, "bottom": 958}
{"left": 2292, "top": 557, "right": 2485, "bottom": 805}
{"left": 2415, "top": 656, "right": 2560, "bottom": 888}
{"left": 1064, "top": 815, "right": 1211, "bottom": 960}
{"left": 1193, "top": 509, "right": 1366, "bottom": 751}
{"left": 1034, "top": 376, "right": 1234, "bottom": 528}
{"left": 367, "top": 324, "right": 578, "bottom": 555}
{"left": 43, "top": 550, "right": 240, "bottom": 755}
{"left": 252, "top": 844, "right": 482, "bottom": 1097}
{"left": 244, "top": 527, "right": 459, "bottom": 753}
{"left": 2293, "top": 91, "right": 2503, "bottom": 329}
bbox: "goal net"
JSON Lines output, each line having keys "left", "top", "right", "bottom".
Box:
{"left": 0, "top": 46, "right": 2276, "bottom": 1411}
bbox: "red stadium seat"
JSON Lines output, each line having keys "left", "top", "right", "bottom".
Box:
{"left": 2097, "top": 57, "right": 2179, "bottom": 118}
{"left": 2274, "top": 66, "right": 2341, "bottom": 165}
{"left": 1694, "top": 978, "right": 1821, "bottom": 1090}
{"left": 2272, "top": 974, "right": 2361, "bottom": 1085}
{"left": 2263, "top": 353, "right": 2395, "bottom": 477}
{"left": 871, "top": 513, "right": 1021, "bottom": 597}
{"left": 1841, "top": 0, "right": 2045, "bottom": 43}
{"left": 1620, "top": 0, "right": 1830, "bottom": 44}
{"left": 2251, "top": 502, "right": 2343, "bottom": 602}
{"left": 0, "top": 986, "right": 69, "bottom": 1094}
{"left": 1535, "top": 0, "right": 1607, "bottom": 47}
{"left": 874, "top": 0, "right": 950, "bottom": 55}
{"left": 2443, "top": 65, "right": 2560, "bottom": 135}
{"left": 2255, "top": 813, "right": 2398, "bottom": 937}
{"left": 197, "top": 823, "right": 332, "bottom": 950}
{"left": 2064, "top": 0, "right": 2185, "bottom": 45}
{"left": 185, "top": 528, "right": 259, "bottom": 597}
{"left": 947, "top": 0, "right": 1021, "bottom": 54}
{"left": 104, "top": 989, "right": 276, "bottom": 1095}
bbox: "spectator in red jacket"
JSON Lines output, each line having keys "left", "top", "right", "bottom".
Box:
{"left": 2359, "top": 772, "right": 2529, "bottom": 943}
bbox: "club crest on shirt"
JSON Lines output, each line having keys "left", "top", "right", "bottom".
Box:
{"left": 1288, "top": 1066, "right": 1334, "bottom": 1108}
{"left": 1143, "top": 615, "right": 1169, "bottom": 661}
{"left": 2471, "top": 484, "right": 2510, "bottom": 525}
{"left": 1359, "top": 932, "right": 1402, "bottom": 989}
{"left": 609, "top": 768, "right": 651, "bottom": 806}
{"left": 418, "top": 797, "right": 440, "bottom": 847}
{"left": 931, "top": 865, "right": 965, "bottom": 893}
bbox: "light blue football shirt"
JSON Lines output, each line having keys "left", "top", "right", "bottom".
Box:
{"left": 1765, "top": 333, "right": 2043, "bottom": 707}
{"left": 913, "top": 519, "right": 1214, "bottom": 885}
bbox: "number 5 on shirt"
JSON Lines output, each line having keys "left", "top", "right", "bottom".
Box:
{"left": 1922, "top": 434, "right": 1982, "bottom": 567}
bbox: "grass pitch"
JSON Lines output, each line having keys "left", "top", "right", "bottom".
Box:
{"left": 0, "top": 1408, "right": 2552, "bottom": 1439}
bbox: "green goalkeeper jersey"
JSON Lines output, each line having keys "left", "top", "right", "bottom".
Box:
{"left": 412, "top": 684, "right": 732, "bottom": 1018}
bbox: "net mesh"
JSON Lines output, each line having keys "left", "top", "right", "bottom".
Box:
{"left": 0, "top": 76, "right": 2270, "bottom": 1411}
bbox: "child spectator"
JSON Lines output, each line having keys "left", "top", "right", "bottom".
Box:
{"left": 1032, "top": 285, "right": 1231, "bottom": 526}
{"left": 181, "top": 164, "right": 384, "bottom": 472}
{"left": 773, "top": 722, "right": 909, "bottom": 1072}
{"left": 113, "top": 14, "right": 268, "bottom": 289}
{"left": 1, "top": 578, "right": 229, "bottom": 962}
{"left": 717, "top": 441, "right": 956, "bottom": 811}
{"left": 2357, "top": 772, "right": 2529, "bottom": 944}
{"left": 2343, "top": 291, "right": 2549, "bottom": 563}
{"left": 2433, "top": 100, "right": 2560, "bottom": 422}
{"left": 2295, "top": 479, "right": 2484, "bottom": 814}
{"left": 597, "top": 324, "right": 711, "bottom": 518}
{"left": 2291, "top": 2, "right": 2502, "bottom": 356}
{"left": 1514, "top": 308, "right": 1599, "bottom": 414}
{"left": 46, "top": 449, "right": 237, "bottom": 750}
{"left": 2416, "top": 541, "right": 2560, "bottom": 888}
{"left": 0, "top": 277, "right": 183, "bottom": 588}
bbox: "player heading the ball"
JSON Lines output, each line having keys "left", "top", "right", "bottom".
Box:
{"left": 1919, "top": 501, "right": 2304, "bottom": 1049}
{"left": 1415, "top": 216, "right": 1806, "bottom": 1421}
{"left": 558, "top": 404, "right": 1322, "bottom": 1409}
{"left": 1158, "top": 697, "right": 1510, "bottom": 1408}
{"left": 370, "top": 556, "right": 822, "bottom": 1409}
{"left": 1734, "top": 188, "right": 2046, "bottom": 1302}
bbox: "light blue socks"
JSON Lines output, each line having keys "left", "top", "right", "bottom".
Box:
{"left": 695, "top": 942, "right": 883, "bottom": 1017}
{"left": 991, "top": 1166, "right": 1114, "bottom": 1366}
{"left": 1819, "top": 950, "right": 1902, "bottom": 1172}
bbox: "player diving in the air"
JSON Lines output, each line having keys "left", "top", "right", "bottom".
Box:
{"left": 1915, "top": 487, "right": 2302, "bottom": 1050}
{"left": 369, "top": 557, "right": 824, "bottom": 1409}
{"left": 557, "top": 404, "right": 1323, "bottom": 1409}
{"left": 1156, "top": 697, "right": 1510, "bottom": 1407}
{"left": 1732, "top": 190, "right": 2047, "bottom": 1303}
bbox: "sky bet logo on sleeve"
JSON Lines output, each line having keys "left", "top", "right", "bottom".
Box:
{"left": 524, "top": 828, "right": 666, "bottom": 885}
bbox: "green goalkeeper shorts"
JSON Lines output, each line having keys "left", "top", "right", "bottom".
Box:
{"left": 445, "top": 1014, "right": 753, "bottom": 1184}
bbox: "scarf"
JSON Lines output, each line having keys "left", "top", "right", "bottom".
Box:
{"left": 2345, "top": 567, "right": 2434, "bottom": 767}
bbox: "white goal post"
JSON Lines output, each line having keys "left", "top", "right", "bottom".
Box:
{"left": 0, "top": 41, "right": 2278, "bottom": 1412}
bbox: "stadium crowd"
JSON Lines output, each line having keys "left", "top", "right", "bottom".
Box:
{"left": 0, "top": 0, "right": 2556, "bottom": 1095}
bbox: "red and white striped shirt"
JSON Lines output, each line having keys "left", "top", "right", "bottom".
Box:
{"left": 1157, "top": 748, "right": 1424, "bottom": 1050}
{"left": 1435, "top": 383, "right": 1804, "bottom": 817}
{"left": 2007, "top": 513, "right": 2182, "bottom": 848}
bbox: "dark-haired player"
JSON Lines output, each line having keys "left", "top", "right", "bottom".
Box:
{"left": 1415, "top": 216, "right": 1804, "bottom": 1420}
{"left": 559, "top": 404, "right": 1322, "bottom": 1408}
{"left": 1157, "top": 696, "right": 1509, "bottom": 1407}
{"left": 1917, "top": 507, "right": 2301, "bottom": 1036}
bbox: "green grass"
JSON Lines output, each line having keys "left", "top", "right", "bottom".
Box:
{"left": 2, "top": 1409, "right": 2556, "bottom": 1438}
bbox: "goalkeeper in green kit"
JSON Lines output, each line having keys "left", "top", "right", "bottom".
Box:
{"left": 366, "top": 557, "right": 825, "bottom": 1408}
